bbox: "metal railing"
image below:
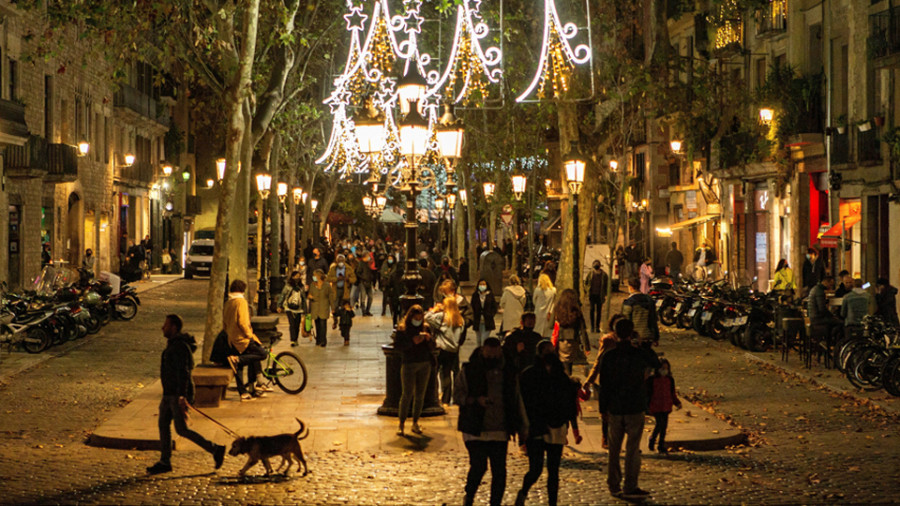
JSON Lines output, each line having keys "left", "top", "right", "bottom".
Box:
{"left": 47, "top": 144, "right": 78, "bottom": 179}
{"left": 757, "top": 0, "right": 787, "bottom": 36}
{"left": 869, "top": 8, "right": 900, "bottom": 60}
{"left": 114, "top": 84, "right": 170, "bottom": 126}
{"left": 5, "top": 135, "right": 48, "bottom": 170}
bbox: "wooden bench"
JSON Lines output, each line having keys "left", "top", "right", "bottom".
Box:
{"left": 192, "top": 366, "right": 235, "bottom": 408}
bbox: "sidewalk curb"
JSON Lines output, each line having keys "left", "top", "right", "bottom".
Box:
{"left": 743, "top": 352, "right": 900, "bottom": 416}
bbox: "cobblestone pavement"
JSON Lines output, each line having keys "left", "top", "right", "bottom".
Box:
{"left": 1, "top": 281, "right": 899, "bottom": 504}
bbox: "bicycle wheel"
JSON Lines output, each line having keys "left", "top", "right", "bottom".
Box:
{"left": 847, "top": 347, "right": 886, "bottom": 390}
{"left": 881, "top": 354, "right": 900, "bottom": 397}
{"left": 273, "top": 351, "right": 308, "bottom": 394}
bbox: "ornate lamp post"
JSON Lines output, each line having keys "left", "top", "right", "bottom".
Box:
{"left": 564, "top": 146, "right": 585, "bottom": 296}
{"left": 255, "top": 171, "right": 272, "bottom": 316}
{"left": 293, "top": 187, "right": 303, "bottom": 257}
{"left": 275, "top": 182, "right": 288, "bottom": 280}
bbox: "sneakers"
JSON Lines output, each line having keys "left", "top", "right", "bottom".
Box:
{"left": 255, "top": 383, "right": 274, "bottom": 393}
{"left": 240, "top": 393, "right": 255, "bottom": 402}
{"left": 622, "top": 488, "right": 651, "bottom": 499}
{"left": 213, "top": 445, "right": 226, "bottom": 469}
{"left": 397, "top": 424, "right": 405, "bottom": 436}
{"left": 291, "top": 341, "right": 299, "bottom": 347}
{"left": 251, "top": 391, "right": 268, "bottom": 399}
{"left": 146, "top": 462, "right": 172, "bottom": 475}
{"left": 411, "top": 423, "right": 423, "bottom": 435}
{"left": 648, "top": 439, "right": 655, "bottom": 451}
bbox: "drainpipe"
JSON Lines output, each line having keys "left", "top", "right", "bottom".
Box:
{"left": 824, "top": 0, "right": 834, "bottom": 262}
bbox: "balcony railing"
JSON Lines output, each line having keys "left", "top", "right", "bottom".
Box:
{"left": 114, "top": 84, "right": 170, "bottom": 127}
{"left": 46, "top": 143, "right": 78, "bottom": 181}
{"left": 858, "top": 128, "right": 881, "bottom": 163}
{"left": 5, "top": 135, "right": 48, "bottom": 172}
{"left": 869, "top": 8, "right": 900, "bottom": 60}
{"left": 757, "top": 0, "right": 787, "bottom": 36}
{"left": 832, "top": 131, "right": 850, "bottom": 165}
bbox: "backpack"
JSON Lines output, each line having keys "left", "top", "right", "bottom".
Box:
{"left": 287, "top": 288, "right": 303, "bottom": 310}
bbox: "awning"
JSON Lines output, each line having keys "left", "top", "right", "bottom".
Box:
{"left": 818, "top": 214, "right": 861, "bottom": 248}
{"left": 379, "top": 208, "right": 404, "bottom": 223}
{"left": 664, "top": 214, "right": 719, "bottom": 232}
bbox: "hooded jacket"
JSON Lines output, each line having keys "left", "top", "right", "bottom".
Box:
{"left": 160, "top": 333, "right": 197, "bottom": 403}
{"left": 500, "top": 285, "right": 527, "bottom": 331}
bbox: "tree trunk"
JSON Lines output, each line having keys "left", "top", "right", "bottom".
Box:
{"left": 318, "top": 175, "right": 339, "bottom": 237}
{"left": 461, "top": 163, "right": 479, "bottom": 280}
{"left": 555, "top": 101, "right": 579, "bottom": 291}
{"left": 228, "top": 101, "right": 253, "bottom": 286}
{"left": 455, "top": 198, "right": 465, "bottom": 264}
{"left": 202, "top": 0, "right": 261, "bottom": 363}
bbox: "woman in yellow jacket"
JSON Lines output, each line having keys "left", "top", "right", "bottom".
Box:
{"left": 773, "top": 259, "right": 796, "bottom": 292}
{"left": 224, "top": 279, "right": 268, "bottom": 401}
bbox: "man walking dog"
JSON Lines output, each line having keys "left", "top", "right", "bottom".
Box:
{"left": 147, "top": 314, "right": 226, "bottom": 475}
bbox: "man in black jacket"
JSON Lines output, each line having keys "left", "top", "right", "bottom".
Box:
{"left": 455, "top": 338, "right": 521, "bottom": 506}
{"left": 147, "top": 314, "right": 226, "bottom": 475}
{"left": 597, "top": 318, "right": 661, "bottom": 499}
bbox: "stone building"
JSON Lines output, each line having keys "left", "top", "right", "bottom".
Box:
{"left": 0, "top": 2, "right": 176, "bottom": 288}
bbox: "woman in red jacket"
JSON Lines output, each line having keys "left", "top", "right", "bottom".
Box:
{"left": 647, "top": 358, "right": 682, "bottom": 454}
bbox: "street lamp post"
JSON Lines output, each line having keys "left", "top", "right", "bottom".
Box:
{"left": 277, "top": 182, "right": 288, "bottom": 278}
{"left": 255, "top": 172, "right": 272, "bottom": 316}
{"left": 565, "top": 146, "right": 585, "bottom": 297}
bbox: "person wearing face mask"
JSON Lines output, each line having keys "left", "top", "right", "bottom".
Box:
{"left": 646, "top": 359, "right": 682, "bottom": 455}
{"left": 392, "top": 305, "right": 435, "bottom": 435}
{"left": 426, "top": 297, "right": 466, "bottom": 406}
{"left": 294, "top": 257, "right": 308, "bottom": 292}
{"left": 471, "top": 278, "right": 499, "bottom": 346}
{"left": 533, "top": 274, "right": 557, "bottom": 338}
{"left": 515, "top": 340, "right": 582, "bottom": 506}
{"left": 327, "top": 254, "right": 357, "bottom": 312}
{"left": 82, "top": 248, "right": 96, "bottom": 278}
{"left": 455, "top": 337, "right": 522, "bottom": 506}
{"left": 280, "top": 270, "right": 308, "bottom": 346}
{"left": 307, "top": 248, "right": 329, "bottom": 286}
{"left": 307, "top": 269, "right": 334, "bottom": 347}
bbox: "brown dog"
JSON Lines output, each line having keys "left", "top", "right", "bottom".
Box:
{"left": 229, "top": 418, "right": 309, "bottom": 477}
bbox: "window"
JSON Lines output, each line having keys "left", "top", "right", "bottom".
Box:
{"left": 9, "top": 59, "right": 18, "bottom": 102}
{"left": 44, "top": 76, "right": 53, "bottom": 139}
{"left": 74, "top": 97, "right": 82, "bottom": 141}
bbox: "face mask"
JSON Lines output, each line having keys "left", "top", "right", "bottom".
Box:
{"left": 411, "top": 318, "right": 423, "bottom": 327}
{"left": 478, "top": 285, "right": 487, "bottom": 292}
{"left": 338, "top": 262, "right": 345, "bottom": 267}
{"left": 312, "top": 276, "right": 319, "bottom": 282}
{"left": 299, "top": 261, "right": 305, "bottom": 266}
{"left": 388, "top": 259, "right": 394, "bottom": 264}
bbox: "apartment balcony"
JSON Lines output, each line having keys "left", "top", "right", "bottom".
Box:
{"left": 869, "top": 8, "right": 900, "bottom": 68}
{"left": 114, "top": 84, "right": 170, "bottom": 129}
{"left": 45, "top": 143, "right": 79, "bottom": 182}
{"left": 6, "top": 135, "right": 78, "bottom": 182}
{"left": 756, "top": 0, "right": 787, "bottom": 37}
{"left": 0, "top": 98, "right": 29, "bottom": 146}
{"left": 115, "top": 160, "right": 154, "bottom": 187}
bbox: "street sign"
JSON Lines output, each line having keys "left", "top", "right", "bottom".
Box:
{"left": 501, "top": 204, "right": 514, "bottom": 225}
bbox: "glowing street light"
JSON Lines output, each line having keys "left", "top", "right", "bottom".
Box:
{"left": 483, "top": 182, "right": 495, "bottom": 202}
{"left": 511, "top": 174, "right": 527, "bottom": 201}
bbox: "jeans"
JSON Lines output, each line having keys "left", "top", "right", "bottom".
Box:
{"left": 649, "top": 412, "right": 669, "bottom": 450}
{"left": 381, "top": 289, "right": 390, "bottom": 316}
{"left": 436, "top": 349, "right": 459, "bottom": 404}
{"left": 314, "top": 317, "right": 329, "bottom": 346}
{"left": 464, "top": 440, "right": 508, "bottom": 506}
{"left": 589, "top": 293, "right": 604, "bottom": 331}
{"left": 158, "top": 395, "right": 215, "bottom": 465}
{"left": 287, "top": 311, "right": 302, "bottom": 343}
{"left": 607, "top": 413, "right": 645, "bottom": 493}
{"left": 518, "top": 438, "right": 563, "bottom": 506}
{"left": 234, "top": 341, "right": 267, "bottom": 395}
{"left": 398, "top": 361, "right": 431, "bottom": 425}
{"left": 360, "top": 283, "right": 373, "bottom": 313}
{"left": 476, "top": 323, "right": 491, "bottom": 347}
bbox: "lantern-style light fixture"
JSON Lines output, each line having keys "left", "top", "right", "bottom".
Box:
{"left": 256, "top": 172, "right": 272, "bottom": 200}
{"left": 277, "top": 182, "right": 288, "bottom": 203}
{"left": 165, "top": 201, "right": 174, "bottom": 212}
{"left": 162, "top": 163, "right": 173, "bottom": 176}
{"left": 564, "top": 145, "right": 586, "bottom": 196}
{"left": 292, "top": 187, "right": 303, "bottom": 205}
{"left": 669, "top": 140, "right": 683, "bottom": 154}
{"left": 436, "top": 104, "right": 464, "bottom": 161}
{"left": 609, "top": 160, "right": 618, "bottom": 171}
{"left": 216, "top": 158, "right": 227, "bottom": 181}
{"left": 376, "top": 195, "right": 387, "bottom": 210}
{"left": 124, "top": 153, "right": 135, "bottom": 166}
{"left": 759, "top": 107, "right": 774, "bottom": 125}
{"left": 362, "top": 195, "right": 373, "bottom": 209}
{"left": 397, "top": 66, "right": 428, "bottom": 115}
{"left": 398, "top": 102, "right": 430, "bottom": 158}
{"left": 77, "top": 140, "right": 90, "bottom": 157}
{"left": 311, "top": 199, "right": 319, "bottom": 212}
{"left": 446, "top": 193, "right": 456, "bottom": 209}
{"left": 483, "top": 182, "right": 495, "bottom": 202}
{"left": 354, "top": 100, "right": 386, "bottom": 155}
{"left": 206, "top": 179, "right": 215, "bottom": 189}
{"left": 302, "top": 192, "right": 309, "bottom": 204}
{"left": 434, "top": 196, "right": 445, "bottom": 210}
{"left": 511, "top": 174, "right": 527, "bottom": 201}
{"left": 182, "top": 169, "right": 191, "bottom": 181}
{"left": 459, "top": 189, "right": 468, "bottom": 206}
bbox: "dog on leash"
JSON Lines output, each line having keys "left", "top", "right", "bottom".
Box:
{"left": 229, "top": 418, "right": 309, "bottom": 477}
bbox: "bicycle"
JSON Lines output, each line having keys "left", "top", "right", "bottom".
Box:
{"left": 257, "top": 347, "right": 308, "bottom": 394}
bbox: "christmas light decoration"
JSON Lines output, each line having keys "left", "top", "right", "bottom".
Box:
{"left": 516, "top": 0, "right": 590, "bottom": 102}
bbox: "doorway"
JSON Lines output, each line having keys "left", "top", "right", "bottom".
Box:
{"left": 67, "top": 192, "right": 83, "bottom": 265}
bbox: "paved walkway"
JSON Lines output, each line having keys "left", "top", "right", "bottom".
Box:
{"left": 90, "top": 304, "right": 744, "bottom": 454}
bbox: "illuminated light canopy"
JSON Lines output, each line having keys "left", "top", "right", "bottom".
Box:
{"left": 511, "top": 174, "right": 527, "bottom": 200}
{"left": 397, "top": 66, "right": 428, "bottom": 115}
{"left": 436, "top": 104, "right": 464, "bottom": 160}
{"left": 516, "top": 0, "right": 591, "bottom": 102}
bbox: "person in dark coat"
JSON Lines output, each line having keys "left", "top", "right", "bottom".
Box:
{"left": 471, "top": 278, "right": 499, "bottom": 345}
{"left": 515, "top": 339, "right": 582, "bottom": 506}
{"left": 502, "top": 312, "right": 543, "bottom": 374}
{"left": 876, "top": 278, "right": 900, "bottom": 327}
{"left": 393, "top": 305, "right": 435, "bottom": 436}
{"left": 455, "top": 338, "right": 521, "bottom": 506}
{"left": 418, "top": 258, "right": 437, "bottom": 309}
{"left": 147, "top": 314, "right": 225, "bottom": 474}
{"left": 802, "top": 247, "right": 825, "bottom": 292}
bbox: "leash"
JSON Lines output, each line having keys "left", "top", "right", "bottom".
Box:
{"left": 186, "top": 403, "right": 243, "bottom": 439}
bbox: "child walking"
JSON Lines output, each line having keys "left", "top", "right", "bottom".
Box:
{"left": 647, "top": 358, "right": 682, "bottom": 454}
{"left": 333, "top": 301, "right": 354, "bottom": 346}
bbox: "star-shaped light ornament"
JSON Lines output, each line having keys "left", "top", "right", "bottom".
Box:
{"left": 403, "top": 10, "right": 424, "bottom": 34}
{"left": 344, "top": 5, "right": 368, "bottom": 32}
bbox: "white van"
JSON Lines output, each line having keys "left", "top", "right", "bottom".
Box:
{"left": 184, "top": 239, "right": 215, "bottom": 279}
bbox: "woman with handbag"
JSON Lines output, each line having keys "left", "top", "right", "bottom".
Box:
{"left": 281, "top": 270, "right": 307, "bottom": 346}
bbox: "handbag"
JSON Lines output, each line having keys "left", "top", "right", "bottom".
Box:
{"left": 287, "top": 288, "right": 303, "bottom": 310}
{"left": 303, "top": 314, "right": 313, "bottom": 333}
{"left": 209, "top": 330, "right": 231, "bottom": 365}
